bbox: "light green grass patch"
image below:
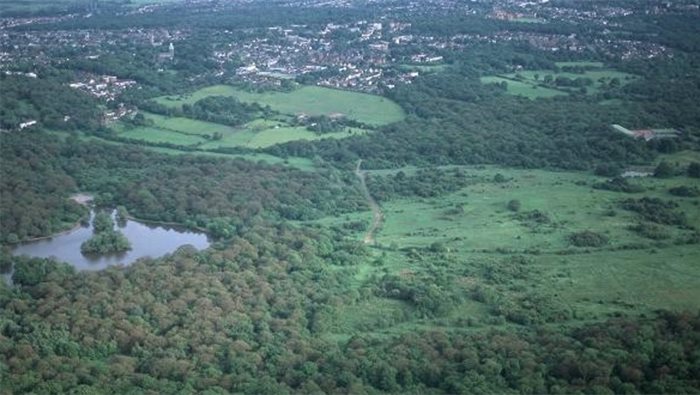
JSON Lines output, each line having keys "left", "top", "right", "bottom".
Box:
{"left": 555, "top": 61, "right": 605, "bottom": 68}
{"left": 537, "top": 244, "right": 700, "bottom": 312}
{"left": 142, "top": 112, "right": 237, "bottom": 136}
{"left": 156, "top": 85, "right": 405, "bottom": 126}
{"left": 512, "top": 17, "right": 546, "bottom": 23}
{"left": 505, "top": 69, "right": 637, "bottom": 95}
{"left": 118, "top": 127, "right": 206, "bottom": 146}
{"left": 314, "top": 165, "right": 700, "bottom": 337}
{"left": 480, "top": 76, "right": 568, "bottom": 99}
{"left": 375, "top": 167, "right": 697, "bottom": 251}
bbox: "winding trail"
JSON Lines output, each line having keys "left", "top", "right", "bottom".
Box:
{"left": 355, "top": 160, "right": 384, "bottom": 245}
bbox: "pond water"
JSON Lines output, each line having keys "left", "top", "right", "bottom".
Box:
{"left": 10, "top": 210, "right": 210, "bottom": 272}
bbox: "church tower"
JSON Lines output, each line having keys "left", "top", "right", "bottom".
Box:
{"left": 168, "top": 43, "right": 175, "bottom": 59}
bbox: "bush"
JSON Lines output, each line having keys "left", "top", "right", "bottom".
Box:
{"left": 629, "top": 223, "right": 670, "bottom": 240}
{"left": 568, "top": 230, "right": 609, "bottom": 247}
{"left": 594, "top": 164, "right": 622, "bottom": 177}
{"left": 593, "top": 177, "right": 645, "bottom": 193}
{"left": 688, "top": 162, "right": 700, "bottom": 178}
{"left": 653, "top": 161, "right": 674, "bottom": 178}
{"left": 669, "top": 185, "right": 700, "bottom": 197}
{"left": 507, "top": 199, "right": 521, "bottom": 212}
{"left": 620, "top": 197, "right": 687, "bottom": 226}
{"left": 80, "top": 231, "right": 131, "bottom": 255}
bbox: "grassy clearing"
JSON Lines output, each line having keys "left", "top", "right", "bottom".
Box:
{"left": 118, "top": 127, "right": 205, "bottom": 146}
{"left": 536, "top": 245, "right": 700, "bottom": 312}
{"left": 505, "top": 69, "right": 637, "bottom": 95}
{"left": 555, "top": 61, "right": 605, "bottom": 68}
{"left": 46, "top": 129, "right": 316, "bottom": 170}
{"left": 480, "top": 76, "right": 568, "bottom": 99}
{"left": 141, "top": 112, "right": 237, "bottom": 137}
{"left": 482, "top": 63, "right": 637, "bottom": 98}
{"left": 115, "top": 111, "right": 370, "bottom": 151}
{"left": 155, "top": 84, "right": 405, "bottom": 126}
{"left": 313, "top": 165, "right": 700, "bottom": 337}
{"left": 374, "top": 167, "right": 699, "bottom": 250}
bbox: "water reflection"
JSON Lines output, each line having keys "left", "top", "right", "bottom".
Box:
{"left": 10, "top": 210, "right": 210, "bottom": 271}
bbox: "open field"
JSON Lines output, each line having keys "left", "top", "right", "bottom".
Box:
{"left": 482, "top": 62, "right": 637, "bottom": 98}
{"left": 505, "top": 69, "right": 637, "bottom": 95}
{"left": 311, "top": 164, "right": 700, "bottom": 337}
{"left": 46, "top": 129, "right": 316, "bottom": 170}
{"left": 155, "top": 84, "right": 406, "bottom": 126}
{"left": 115, "top": 114, "right": 370, "bottom": 151}
{"left": 480, "top": 76, "right": 568, "bottom": 98}
{"left": 140, "top": 112, "right": 237, "bottom": 137}
{"left": 373, "top": 167, "right": 699, "bottom": 250}
{"left": 555, "top": 61, "right": 605, "bottom": 68}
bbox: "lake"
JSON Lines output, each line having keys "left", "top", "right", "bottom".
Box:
{"left": 10, "top": 210, "right": 210, "bottom": 272}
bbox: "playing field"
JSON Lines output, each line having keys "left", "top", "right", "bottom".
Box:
{"left": 155, "top": 85, "right": 406, "bottom": 126}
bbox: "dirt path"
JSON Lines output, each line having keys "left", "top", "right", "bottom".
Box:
{"left": 355, "top": 160, "right": 383, "bottom": 245}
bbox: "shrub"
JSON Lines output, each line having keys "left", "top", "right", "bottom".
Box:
{"left": 654, "top": 161, "right": 674, "bottom": 178}
{"left": 669, "top": 185, "right": 700, "bottom": 197}
{"left": 594, "top": 164, "right": 621, "bottom": 177}
{"left": 629, "top": 223, "right": 670, "bottom": 240}
{"left": 569, "top": 230, "right": 609, "bottom": 247}
{"left": 620, "top": 197, "right": 687, "bottom": 226}
{"left": 688, "top": 162, "right": 700, "bottom": 178}
{"left": 507, "top": 199, "right": 521, "bottom": 212}
{"left": 593, "top": 177, "right": 645, "bottom": 193}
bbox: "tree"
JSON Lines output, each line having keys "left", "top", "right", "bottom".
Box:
{"left": 654, "top": 161, "right": 674, "bottom": 178}
{"left": 687, "top": 162, "right": 700, "bottom": 178}
{"left": 92, "top": 212, "right": 114, "bottom": 234}
{"left": 507, "top": 199, "right": 521, "bottom": 212}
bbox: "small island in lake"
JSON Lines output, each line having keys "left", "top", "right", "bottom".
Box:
{"left": 80, "top": 212, "right": 131, "bottom": 255}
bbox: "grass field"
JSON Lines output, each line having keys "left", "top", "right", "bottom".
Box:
{"left": 482, "top": 63, "right": 637, "bottom": 98}
{"left": 555, "top": 61, "right": 605, "bottom": 68}
{"left": 46, "top": 129, "right": 316, "bottom": 170}
{"left": 505, "top": 69, "right": 637, "bottom": 95}
{"left": 116, "top": 114, "right": 370, "bottom": 151}
{"left": 140, "top": 113, "right": 237, "bottom": 137}
{"left": 372, "top": 167, "right": 699, "bottom": 251}
{"left": 480, "top": 76, "right": 567, "bottom": 99}
{"left": 155, "top": 84, "right": 406, "bottom": 126}
{"left": 311, "top": 164, "right": 700, "bottom": 337}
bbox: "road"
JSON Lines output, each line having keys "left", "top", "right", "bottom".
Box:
{"left": 355, "top": 160, "right": 383, "bottom": 245}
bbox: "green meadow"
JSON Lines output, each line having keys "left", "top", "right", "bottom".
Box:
{"left": 155, "top": 84, "right": 406, "bottom": 126}
{"left": 480, "top": 76, "right": 567, "bottom": 99}
{"left": 482, "top": 62, "right": 637, "bottom": 98}
{"left": 115, "top": 114, "right": 370, "bottom": 151}
{"left": 310, "top": 163, "right": 700, "bottom": 337}
{"left": 555, "top": 61, "right": 606, "bottom": 68}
